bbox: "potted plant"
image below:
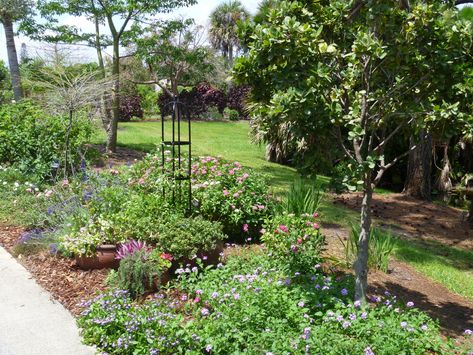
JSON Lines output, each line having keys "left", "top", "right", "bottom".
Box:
{"left": 60, "top": 221, "right": 123, "bottom": 270}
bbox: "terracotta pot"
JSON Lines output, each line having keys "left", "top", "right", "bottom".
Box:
{"left": 75, "top": 244, "right": 120, "bottom": 270}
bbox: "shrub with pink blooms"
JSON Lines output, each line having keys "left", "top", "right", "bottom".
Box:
{"left": 262, "top": 213, "right": 325, "bottom": 274}
{"left": 191, "top": 156, "right": 275, "bottom": 238}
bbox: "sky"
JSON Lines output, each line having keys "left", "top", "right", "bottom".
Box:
{"left": 0, "top": 0, "right": 262, "bottom": 65}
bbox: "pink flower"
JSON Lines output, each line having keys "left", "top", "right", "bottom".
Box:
{"left": 297, "top": 238, "right": 303, "bottom": 244}
{"left": 313, "top": 223, "right": 319, "bottom": 230}
{"left": 61, "top": 179, "right": 69, "bottom": 187}
{"left": 313, "top": 212, "right": 319, "bottom": 218}
{"left": 243, "top": 224, "right": 249, "bottom": 232}
{"left": 194, "top": 297, "right": 201, "bottom": 303}
{"left": 160, "top": 253, "right": 173, "bottom": 261}
{"left": 233, "top": 192, "right": 239, "bottom": 198}
{"left": 291, "top": 245, "right": 298, "bottom": 252}
{"left": 138, "top": 178, "right": 146, "bottom": 185}
{"left": 223, "top": 189, "right": 229, "bottom": 196}
{"left": 278, "top": 225, "right": 288, "bottom": 233}
{"left": 229, "top": 170, "right": 235, "bottom": 175}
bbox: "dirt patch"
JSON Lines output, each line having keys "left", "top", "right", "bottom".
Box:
{"left": 0, "top": 225, "right": 108, "bottom": 316}
{"left": 333, "top": 193, "right": 473, "bottom": 249}
{"left": 88, "top": 144, "right": 146, "bottom": 170}
{"left": 323, "top": 228, "right": 473, "bottom": 339}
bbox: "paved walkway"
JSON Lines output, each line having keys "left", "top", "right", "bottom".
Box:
{"left": 0, "top": 247, "right": 95, "bottom": 355}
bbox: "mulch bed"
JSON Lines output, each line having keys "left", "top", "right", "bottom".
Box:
{"left": 0, "top": 225, "right": 108, "bottom": 316}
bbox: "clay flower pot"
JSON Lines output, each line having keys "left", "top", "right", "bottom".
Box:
{"left": 75, "top": 244, "right": 120, "bottom": 270}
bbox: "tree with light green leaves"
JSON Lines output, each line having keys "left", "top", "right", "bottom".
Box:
{"left": 34, "top": 0, "right": 197, "bottom": 152}
{"left": 234, "top": 0, "right": 473, "bottom": 302}
{"left": 0, "top": 0, "right": 33, "bottom": 101}
{"left": 209, "top": 0, "right": 249, "bottom": 67}
{"left": 133, "top": 19, "right": 215, "bottom": 96}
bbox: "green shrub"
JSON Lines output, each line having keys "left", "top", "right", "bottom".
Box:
{"left": 224, "top": 107, "right": 239, "bottom": 121}
{"left": 0, "top": 101, "right": 93, "bottom": 181}
{"left": 151, "top": 215, "right": 226, "bottom": 260}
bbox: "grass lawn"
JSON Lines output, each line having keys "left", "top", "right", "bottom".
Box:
{"left": 393, "top": 239, "right": 473, "bottom": 302}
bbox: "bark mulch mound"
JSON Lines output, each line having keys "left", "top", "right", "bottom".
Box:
{"left": 0, "top": 225, "right": 108, "bottom": 316}
{"left": 333, "top": 192, "right": 473, "bottom": 249}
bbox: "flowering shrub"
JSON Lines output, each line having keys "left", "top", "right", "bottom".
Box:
{"left": 79, "top": 253, "right": 453, "bottom": 354}
{"left": 262, "top": 213, "right": 325, "bottom": 274}
{"left": 191, "top": 156, "right": 274, "bottom": 238}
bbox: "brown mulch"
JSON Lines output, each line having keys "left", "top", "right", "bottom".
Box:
{"left": 88, "top": 144, "right": 146, "bottom": 170}
{"left": 0, "top": 225, "right": 108, "bottom": 316}
{"left": 333, "top": 192, "right": 473, "bottom": 249}
{"left": 323, "top": 225, "right": 473, "bottom": 339}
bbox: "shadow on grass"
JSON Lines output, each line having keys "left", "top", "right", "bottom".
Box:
{"left": 394, "top": 238, "right": 473, "bottom": 272}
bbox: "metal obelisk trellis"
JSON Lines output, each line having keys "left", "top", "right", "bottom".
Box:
{"left": 161, "top": 96, "right": 192, "bottom": 213}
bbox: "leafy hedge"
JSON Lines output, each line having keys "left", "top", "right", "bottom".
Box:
{"left": 0, "top": 101, "right": 92, "bottom": 181}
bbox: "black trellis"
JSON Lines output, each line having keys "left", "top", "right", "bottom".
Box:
{"left": 161, "top": 96, "right": 192, "bottom": 213}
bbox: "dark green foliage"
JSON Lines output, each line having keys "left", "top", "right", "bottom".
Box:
{"left": 0, "top": 101, "right": 92, "bottom": 181}
{"left": 113, "top": 250, "right": 154, "bottom": 299}
{"left": 280, "top": 178, "right": 324, "bottom": 216}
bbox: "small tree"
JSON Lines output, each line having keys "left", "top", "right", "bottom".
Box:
{"left": 134, "top": 19, "right": 216, "bottom": 97}
{"left": 235, "top": 1, "right": 473, "bottom": 301}
{"left": 35, "top": 0, "right": 196, "bottom": 152}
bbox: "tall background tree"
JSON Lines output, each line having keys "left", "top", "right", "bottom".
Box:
{"left": 0, "top": 0, "right": 33, "bottom": 101}
{"left": 35, "top": 0, "right": 196, "bottom": 152}
{"left": 234, "top": 0, "right": 473, "bottom": 301}
{"left": 209, "top": 0, "right": 249, "bottom": 67}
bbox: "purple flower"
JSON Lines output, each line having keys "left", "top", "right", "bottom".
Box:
{"left": 354, "top": 300, "right": 361, "bottom": 308}
{"left": 464, "top": 329, "right": 473, "bottom": 335}
{"left": 406, "top": 301, "right": 414, "bottom": 307}
{"left": 340, "top": 288, "right": 348, "bottom": 296}
{"left": 349, "top": 313, "right": 356, "bottom": 321}
{"left": 361, "top": 312, "right": 368, "bottom": 320}
{"left": 342, "top": 321, "right": 351, "bottom": 329}
{"left": 365, "top": 346, "right": 375, "bottom": 355}
{"left": 421, "top": 324, "right": 428, "bottom": 331}
{"left": 234, "top": 293, "right": 240, "bottom": 300}
{"left": 205, "top": 344, "right": 212, "bottom": 352}
{"left": 116, "top": 240, "right": 149, "bottom": 260}
{"left": 211, "top": 292, "right": 219, "bottom": 299}
{"left": 196, "top": 289, "right": 203, "bottom": 295}
{"left": 336, "top": 315, "right": 344, "bottom": 322}
{"left": 400, "top": 321, "right": 408, "bottom": 328}
{"left": 201, "top": 308, "right": 210, "bottom": 316}
{"left": 298, "top": 301, "right": 305, "bottom": 308}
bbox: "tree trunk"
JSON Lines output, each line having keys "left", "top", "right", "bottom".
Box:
{"left": 2, "top": 17, "right": 22, "bottom": 101}
{"left": 93, "top": 12, "right": 113, "bottom": 133}
{"left": 403, "top": 130, "right": 432, "bottom": 200}
{"left": 107, "top": 39, "right": 120, "bottom": 153}
{"left": 354, "top": 174, "right": 373, "bottom": 303}
{"left": 436, "top": 141, "right": 452, "bottom": 202}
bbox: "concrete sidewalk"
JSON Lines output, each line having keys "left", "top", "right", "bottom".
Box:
{"left": 0, "top": 247, "right": 95, "bottom": 355}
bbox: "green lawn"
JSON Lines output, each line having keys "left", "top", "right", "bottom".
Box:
{"left": 393, "top": 239, "right": 473, "bottom": 302}
{"left": 94, "top": 120, "right": 303, "bottom": 193}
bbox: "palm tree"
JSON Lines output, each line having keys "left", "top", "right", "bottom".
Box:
{"left": 209, "top": 0, "right": 249, "bottom": 66}
{"left": 0, "top": 0, "right": 32, "bottom": 101}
